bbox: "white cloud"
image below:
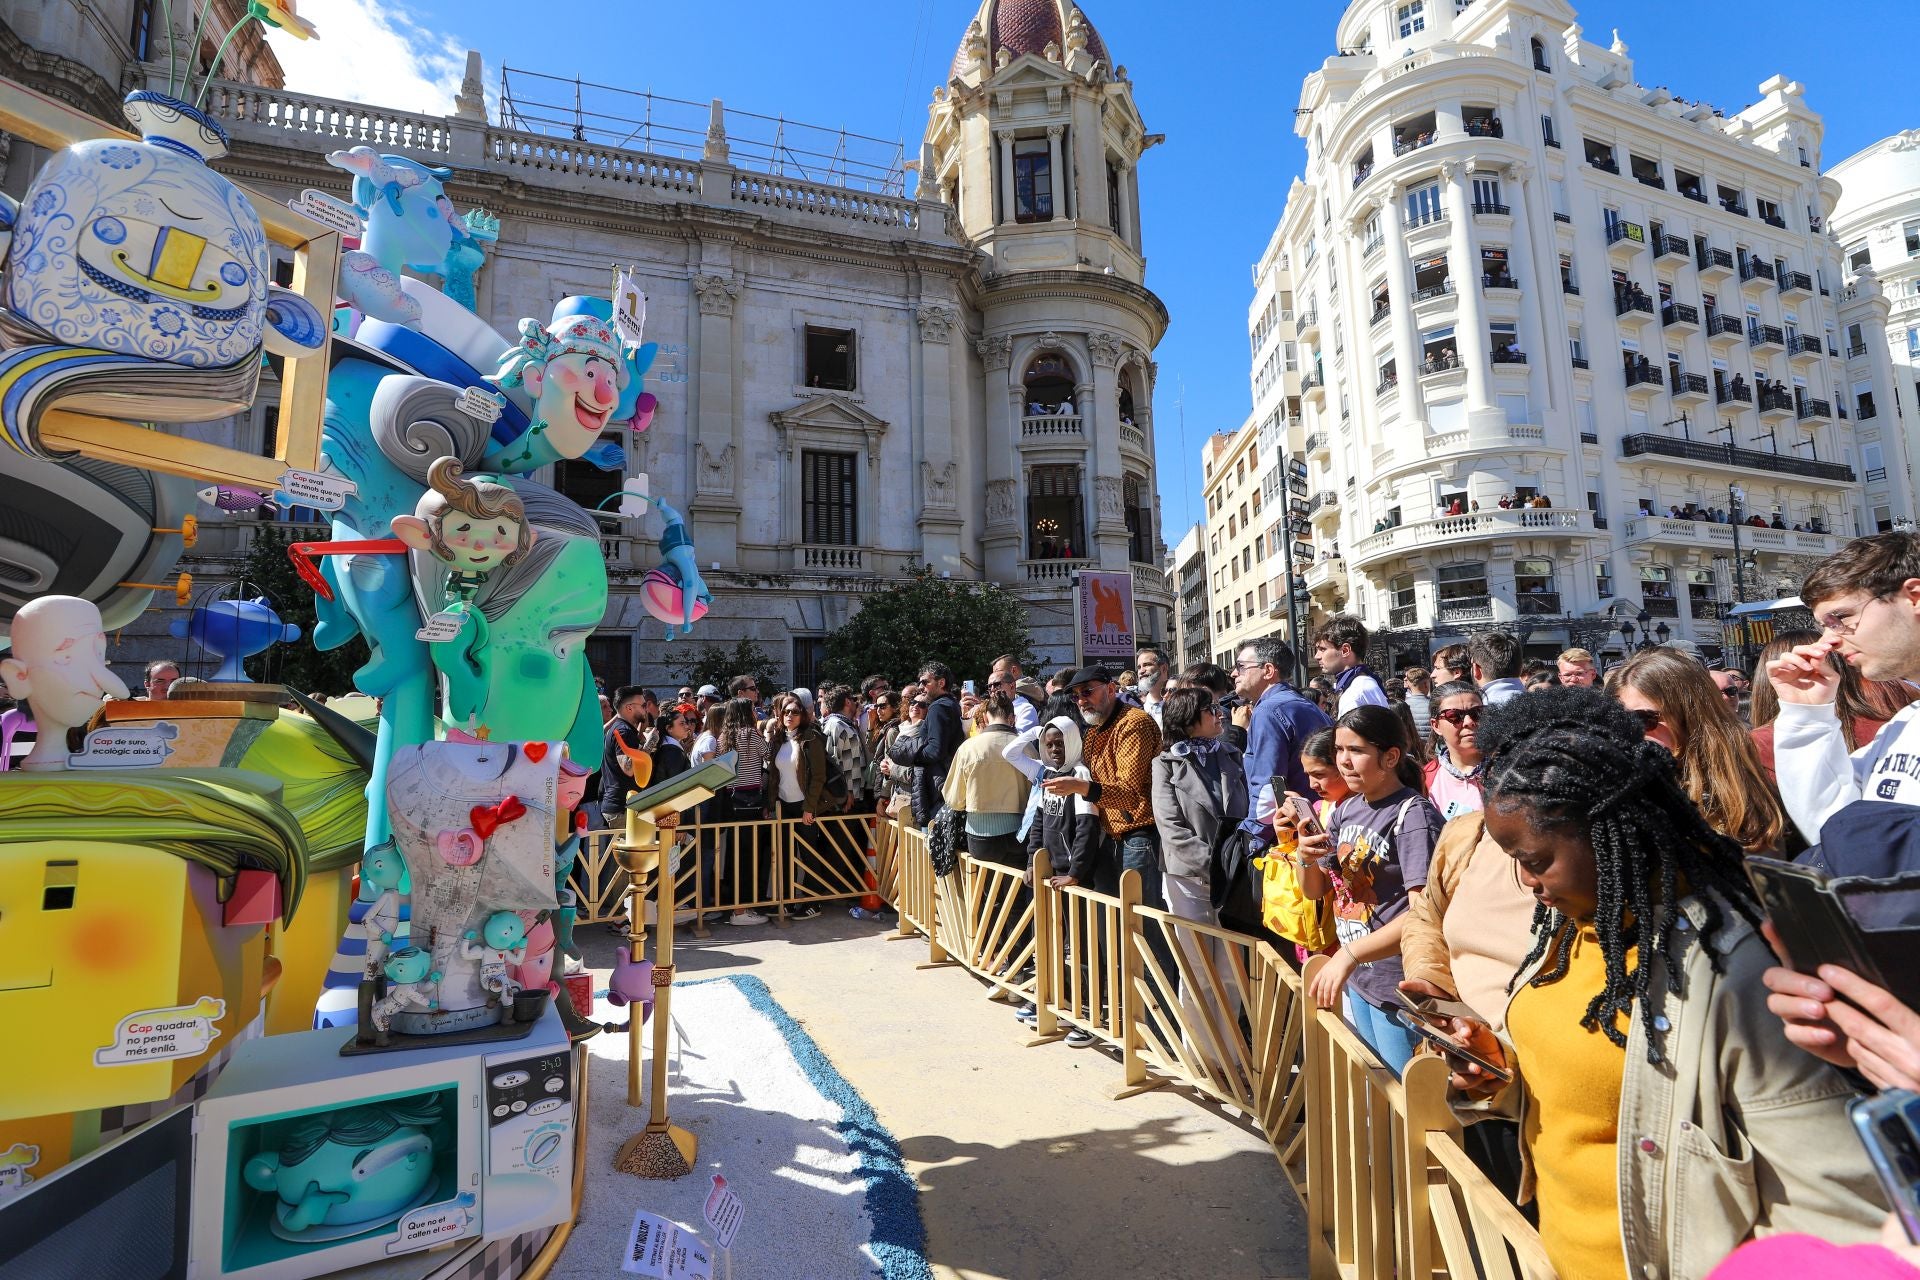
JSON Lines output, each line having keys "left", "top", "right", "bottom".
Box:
{"left": 261, "top": 0, "right": 470, "bottom": 116}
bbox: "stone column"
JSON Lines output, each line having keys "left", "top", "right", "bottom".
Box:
{"left": 1505, "top": 161, "right": 1554, "bottom": 418}
{"left": 689, "top": 271, "right": 741, "bottom": 562}
{"left": 916, "top": 304, "right": 964, "bottom": 567}
{"left": 979, "top": 337, "right": 1022, "bottom": 582}
{"left": 1860, "top": 301, "right": 1918, "bottom": 518}
{"left": 997, "top": 130, "right": 1017, "bottom": 225}
{"left": 1443, "top": 161, "right": 1494, "bottom": 413}
{"left": 1088, "top": 335, "right": 1129, "bottom": 568}
{"left": 1381, "top": 186, "right": 1427, "bottom": 426}
{"left": 1046, "top": 126, "right": 1066, "bottom": 220}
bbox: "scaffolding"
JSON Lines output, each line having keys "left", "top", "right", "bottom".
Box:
{"left": 496, "top": 66, "right": 912, "bottom": 196}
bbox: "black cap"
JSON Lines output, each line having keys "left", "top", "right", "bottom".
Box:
{"left": 1067, "top": 664, "right": 1113, "bottom": 689}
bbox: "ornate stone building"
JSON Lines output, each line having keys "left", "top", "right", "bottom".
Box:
{"left": 0, "top": 0, "right": 1172, "bottom": 691}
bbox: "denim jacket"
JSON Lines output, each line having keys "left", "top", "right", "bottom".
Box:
{"left": 1494, "top": 893, "right": 1885, "bottom": 1279}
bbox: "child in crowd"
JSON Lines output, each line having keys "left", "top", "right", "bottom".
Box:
{"left": 1022, "top": 717, "right": 1101, "bottom": 885}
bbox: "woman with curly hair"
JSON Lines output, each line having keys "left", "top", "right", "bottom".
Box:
{"left": 1608, "top": 646, "right": 1787, "bottom": 854}
{"left": 1445, "top": 688, "right": 1884, "bottom": 1279}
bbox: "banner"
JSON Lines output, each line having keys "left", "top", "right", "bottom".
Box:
{"left": 1075, "top": 570, "right": 1136, "bottom": 662}
{"left": 612, "top": 267, "right": 647, "bottom": 347}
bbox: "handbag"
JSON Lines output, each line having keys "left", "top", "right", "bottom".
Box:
{"left": 1210, "top": 827, "right": 1265, "bottom": 934}
{"left": 928, "top": 806, "right": 966, "bottom": 877}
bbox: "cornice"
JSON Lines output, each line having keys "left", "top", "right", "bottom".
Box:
{"left": 0, "top": 16, "right": 125, "bottom": 123}
{"left": 977, "top": 268, "right": 1170, "bottom": 335}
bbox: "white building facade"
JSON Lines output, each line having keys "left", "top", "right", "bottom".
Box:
{"left": 1268, "top": 0, "right": 1904, "bottom": 663}
{"left": 1, "top": 0, "right": 1174, "bottom": 691}
{"left": 1829, "top": 135, "right": 1920, "bottom": 529}
{"left": 1200, "top": 421, "right": 1280, "bottom": 668}
{"left": 1166, "top": 522, "right": 1210, "bottom": 670}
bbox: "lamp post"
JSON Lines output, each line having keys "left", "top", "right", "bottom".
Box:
{"left": 1616, "top": 607, "right": 1670, "bottom": 653}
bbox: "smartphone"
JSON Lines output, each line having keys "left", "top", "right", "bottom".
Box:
{"left": 962, "top": 679, "right": 976, "bottom": 697}
{"left": 1390, "top": 990, "right": 1480, "bottom": 1026}
{"left": 1851, "top": 1089, "right": 1920, "bottom": 1244}
{"left": 1393, "top": 1011, "right": 1515, "bottom": 1083}
{"left": 1287, "top": 793, "right": 1323, "bottom": 838}
{"left": 1747, "top": 856, "right": 1886, "bottom": 987}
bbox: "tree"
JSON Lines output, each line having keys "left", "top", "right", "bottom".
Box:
{"left": 822, "top": 567, "right": 1034, "bottom": 687}
{"left": 672, "top": 636, "right": 781, "bottom": 696}
{"left": 234, "top": 523, "right": 370, "bottom": 696}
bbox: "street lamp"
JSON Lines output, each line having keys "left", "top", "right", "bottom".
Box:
{"left": 1616, "top": 608, "right": 1669, "bottom": 653}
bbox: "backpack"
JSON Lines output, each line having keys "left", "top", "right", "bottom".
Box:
{"left": 1254, "top": 849, "right": 1337, "bottom": 950}
{"left": 1210, "top": 827, "right": 1265, "bottom": 935}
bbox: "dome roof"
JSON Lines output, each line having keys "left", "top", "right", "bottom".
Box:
{"left": 950, "top": 0, "right": 1112, "bottom": 79}
{"left": 1831, "top": 133, "right": 1920, "bottom": 226}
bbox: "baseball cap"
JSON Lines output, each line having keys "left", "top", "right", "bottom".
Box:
{"left": 697, "top": 684, "right": 721, "bottom": 699}
{"left": 1066, "top": 664, "right": 1112, "bottom": 689}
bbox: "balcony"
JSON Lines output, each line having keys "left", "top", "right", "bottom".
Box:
{"left": 1571, "top": 356, "right": 1591, "bottom": 370}
{"left": 1848, "top": 342, "right": 1869, "bottom": 359}
{"left": 1491, "top": 349, "right": 1528, "bottom": 366}
{"left": 1721, "top": 198, "right": 1750, "bottom": 217}
{"left": 1623, "top": 516, "right": 1842, "bottom": 558}
{"left": 1680, "top": 184, "right": 1708, "bottom": 204}
{"left": 1516, "top": 592, "right": 1563, "bottom": 616}
{"left": 1371, "top": 302, "right": 1392, "bottom": 326}
{"left": 1748, "top": 324, "right": 1786, "bottom": 353}
{"left": 1298, "top": 309, "right": 1321, "bottom": 340}
{"left": 1412, "top": 281, "right": 1455, "bottom": 303}
{"left": 1656, "top": 234, "right": 1690, "bottom": 260}
{"left": 1791, "top": 334, "right": 1823, "bottom": 361}
{"left": 1352, "top": 163, "right": 1374, "bottom": 188}
{"left": 1740, "top": 259, "right": 1776, "bottom": 287}
{"left": 1643, "top": 595, "right": 1682, "bottom": 619}
{"left": 795, "top": 544, "right": 866, "bottom": 572}
{"left": 1419, "top": 353, "right": 1464, "bottom": 377}
{"left": 1472, "top": 200, "right": 1511, "bottom": 217}
{"left": 1393, "top": 132, "right": 1438, "bottom": 156}
{"left": 1716, "top": 382, "right": 1753, "bottom": 407}
{"left": 1759, "top": 387, "right": 1795, "bottom": 418}
{"left": 1306, "top": 431, "right": 1330, "bottom": 458}
{"left": 1619, "top": 433, "right": 1856, "bottom": 481}
{"left": 1562, "top": 279, "right": 1580, "bottom": 296}
{"left": 1589, "top": 155, "right": 1622, "bottom": 176}
{"left": 1780, "top": 270, "right": 1813, "bottom": 298}
{"left": 1697, "top": 247, "right": 1736, "bottom": 279}
{"left": 1349, "top": 507, "right": 1598, "bottom": 570}
{"left": 1606, "top": 220, "right": 1647, "bottom": 252}
{"left": 1133, "top": 562, "right": 1171, "bottom": 601}
{"left": 1706, "top": 312, "right": 1744, "bottom": 343}
{"left": 1662, "top": 302, "right": 1700, "bottom": 331}
{"left": 1120, "top": 422, "right": 1148, "bottom": 454}
{"left": 1671, "top": 372, "right": 1710, "bottom": 403}
{"left": 1302, "top": 375, "right": 1326, "bottom": 404}
{"left": 1375, "top": 373, "right": 1400, "bottom": 395}
{"left": 1463, "top": 117, "right": 1505, "bottom": 138}
{"left": 1797, "top": 398, "right": 1832, "bottom": 422}
{"left": 1406, "top": 208, "right": 1448, "bottom": 230}
{"left": 1438, "top": 595, "right": 1495, "bottom": 624}
{"left": 1304, "top": 556, "right": 1347, "bottom": 591}
{"left": 1762, "top": 212, "right": 1788, "bottom": 230}
{"left": 1020, "top": 557, "right": 1094, "bottom": 583}
{"left": 1389, "top": 604, "right": 1419, "bottom": 629}
{"left": 1869, "top": 467, "right": 1889, "bottom": 483}
{"left": 1310, "top": 490, "right": 1340, "bottom": 515}
{"left": 1482, "top": 272, "right": 1519, "bottom": 292}
{"left": 1615, "top": 292, "right": 1656, "bottom": 321}
{"left": 1021, "top": 413, "right": 1085, "bottom": 441}
{"left": 1363, "top": 235, "right": 1384, "bottom": 257}
{"left": 1624, "top": 363, "right": 1665, "bottom": 393}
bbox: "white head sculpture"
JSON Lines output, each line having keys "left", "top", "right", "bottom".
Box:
{"left": 1, "top": 596, "right": 129, "bottom": 770}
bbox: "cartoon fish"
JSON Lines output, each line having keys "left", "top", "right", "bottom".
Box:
{"left": 197, "top": 485, "right": 276, "bottom": 513}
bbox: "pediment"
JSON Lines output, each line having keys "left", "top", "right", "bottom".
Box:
{"left": 986, "top": 53, "right": 1079, "bottom": 89}
{"left": 769, "top": 393, "right": 890, "bottom": 446}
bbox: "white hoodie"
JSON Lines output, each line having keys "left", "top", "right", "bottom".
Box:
{"left": 1773, "top": 698, "right": 1920, "bottom": 842}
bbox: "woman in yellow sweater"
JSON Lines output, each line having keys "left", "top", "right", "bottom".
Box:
{"left": 1446, "top": 688, "right": 1885, "bottom": 1280}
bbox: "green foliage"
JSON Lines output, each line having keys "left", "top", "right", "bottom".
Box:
{"left": 235, "top": 523, "right": 369, "bottom": 697}
{"left": 673, "top": 635, "right": 782, "bottom": 695}
{"left": 822, "top": 568, "right": 1034, "bottom": 687}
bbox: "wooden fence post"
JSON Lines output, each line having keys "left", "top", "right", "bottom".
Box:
{"left": 1109, "top": 869, "right": 1160, "bottom": 1100}
{"left": 1028, "top": 849, "right": 1062, "bottom": 1045}
{"left": 1395, "top": 1053, "right": 1450, "bottom": 1280}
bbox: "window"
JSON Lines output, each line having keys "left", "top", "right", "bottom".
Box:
{"left": 1540, "top": 114, "right": 1559, "bottom": 148}
{"left": 1641, "top": 564, "right": 1674, "bottom": 599}
{"left": 1390, "top": 574, "right": 1417, "bottom": 612}
{"left": 1027, "top": 465, "right": 1084, "bottom": 559}
{"left": 130, "top": 0, "right": 155, "bottom": 60}
{"left": 1569, "top": 329, "right": 1586, "bottom": 363}
{"left": 1405, "top": 182, "right": 1443, "bottom": 227}
{"left": 1397, "top": 1, "right": 1426, "bottom": 36}
{"left": 1126, "top": 473, "right": 1153, "bottom": 563}
{"left": 1847, "top": 242, "right": 1872, "bottom": 273}
{"left": 1878, "top": 505, "right": 1896, "bottom": 533}
{"left": 1471, "top": 174, "right": 1503, "bottom": 210}
{"left": 1258, "top": 584, "right": 1269, "bottom": 610}
{"left": 792, "top": 637, "right": 828, "bottom": 693}
{"left": 1438, "top": 562, "right": 1488, "bottom": 607}
{"left": 1907, "top": 220, "right": 1920, "bottom": 258}
{"left": 1530, "top": 36, "right": 1549, "bottom": 71}
{"left": 1516, "top": 558, "right": 1556, "bottom": 596}
{"left": 587, "top": 634, "right": 634, "bottom": 688}
{"left": 1106, "top": 160, "right": 1123, "bottom": 233}
{"left": 1013, "top": 137, "right": 1055, "bottom": 223}
{"left": 801, "top": 450, "right": 858, "bottom": 546}
{"left": 554, "top": 455, "right": 624, "bottom": 515}
{"left": 804, "top": 326, "right": 856, "bottom": 390}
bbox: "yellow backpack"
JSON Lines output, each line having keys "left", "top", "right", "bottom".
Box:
{"left": 1254, "top": 848, "right": 1336, "bottom": 950}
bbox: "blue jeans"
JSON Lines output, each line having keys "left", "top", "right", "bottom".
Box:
{"left": 1344, "top": 993, "right": 1420, "bottom": 1076}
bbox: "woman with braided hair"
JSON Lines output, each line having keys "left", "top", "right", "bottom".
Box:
{"left": 1441, "top": 687, "right": 1885, "bottom": 1278}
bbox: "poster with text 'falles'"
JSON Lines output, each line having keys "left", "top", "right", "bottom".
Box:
{"left": 1075, "top": 570, "right": 1137, "bottom": 663}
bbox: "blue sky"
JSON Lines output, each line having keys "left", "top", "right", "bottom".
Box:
{"left": 271, "top": 0, "right": 1910, "bottom": 543}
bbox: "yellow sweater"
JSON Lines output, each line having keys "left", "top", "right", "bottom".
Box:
{"left": 1506, "top": 924, "right": 1632, "bottom": 1280}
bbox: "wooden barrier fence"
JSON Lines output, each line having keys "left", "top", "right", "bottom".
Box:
{"left": 573, "top": 811, "right": 1552, "bottom": 1279}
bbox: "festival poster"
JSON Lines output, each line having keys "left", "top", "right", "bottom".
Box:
{"left": 1076, "top": 570, "right": 1136, "bottom": 662}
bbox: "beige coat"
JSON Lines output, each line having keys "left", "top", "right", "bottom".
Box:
{"left": 940, "top": 723, "right": 1030, "bottom": 818}
{"left": 1496, "top": 893, "right": 1885, "bottom": 1279}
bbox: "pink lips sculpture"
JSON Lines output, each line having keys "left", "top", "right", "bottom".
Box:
{"left": 641, "top": 568, "right": 709, "bottom": 628}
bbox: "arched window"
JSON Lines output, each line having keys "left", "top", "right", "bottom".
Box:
{"left": 1117, "top": 369, "right": 1137, "bottom": 425}
{"left": 1022, "top": 353, "right": 1077, "bottom": 417}
{"left": 1529, "top": 36, "right": 1549, "bottom": 72}
{"left": 1124, "top": 473, "right": 1152, "bottom": 563}
{"left": 1027, "top": 466, "right": 1085, "bottom": 561}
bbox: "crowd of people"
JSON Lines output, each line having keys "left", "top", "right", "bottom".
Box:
{"left": 573, "top": 530, "right": 1920, "bottom": 1278}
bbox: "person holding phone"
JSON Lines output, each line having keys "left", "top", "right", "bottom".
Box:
{"left": 1445, "top": 688, "right": 1885, "bottom": 1280}
{"left": 1298, "top": 705, "right": 1441, "bottom": 1073}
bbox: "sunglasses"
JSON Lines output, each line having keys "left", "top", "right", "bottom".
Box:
{"left": 781, "top": 708, "right": 803, "bottom": 718}
{"left": 1720, "top": 686, "right": 1742, "bottom": 701}
{"left": 1434, "top": 705, "right": 1485, "bottom": 725}
{"left": 1630, "top": 707, "right": 1665, "bottom": 731}
{"left": 911, "top": 700, "right": 929, "bottom": 709}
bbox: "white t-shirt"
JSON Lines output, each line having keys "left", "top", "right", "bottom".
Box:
{"left": 774, "top": 739, "right": 804, "bottom": 803}
{"left": 1337, "top": 671, "right": 1388, "bottom": 716}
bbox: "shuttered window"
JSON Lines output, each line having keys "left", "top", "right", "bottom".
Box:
{"left": 802, "top": 450, "right": 858, "bottom": 545}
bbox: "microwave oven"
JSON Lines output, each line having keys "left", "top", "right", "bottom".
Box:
{"left": 0, "top": 1006, "right": 574, "bottom": 1280}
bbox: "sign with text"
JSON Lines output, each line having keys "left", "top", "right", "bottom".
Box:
{"left": 69, "top": 722, "right": 178, "bottom": 768}
{"left": 1075, "top": 570, "right": 1136, "bottom": 662}
{"left": 622, "top": 1209, "right": 713, "bottom": 1279}
{"left": 702, "top": 1174, "right": 744, "bottom": 1250}
{"left": 95, "top": 997, "right": 224, "bottom": 1066}
{"left": 277, "top": 467, "right": 358, "bottom": 512}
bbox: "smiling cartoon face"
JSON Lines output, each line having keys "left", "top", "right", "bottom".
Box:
{"left": 529, "top": 351, "right": 619, "bottom": 459}
{"left": 4, "top": 136, "right": 269, "bottom": 368}
{"left": 440, "top": 512, "right": 523, "bottom": 573}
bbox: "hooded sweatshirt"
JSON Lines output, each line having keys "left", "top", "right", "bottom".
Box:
{"left": 1017, "top": 716, "right": 1103, "bottom": 882}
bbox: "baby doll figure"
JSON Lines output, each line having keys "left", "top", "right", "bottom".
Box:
{"left": 360, "top": 839, "right": 408, "bottom": 977}
{"left": 369, "top": 947, "right": 441, "bottom": 1046}
{"left": 391, "top": 456, "right": 534, "bottom": 606}
{"left": 460, "top": 910, "right": 529, "bottom": 1010}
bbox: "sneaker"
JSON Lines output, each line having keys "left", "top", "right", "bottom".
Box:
{"left": 729, "top": 910, "right": 769, "bottom": 926}
{"left": 1014, "top": 1003, "right": 1037, "bottom": 1023}
{"left": 1064, "top": 1027, "right": 1096, "bottom": 1049}
{"left": 787, "top": 905, "right": 822, "bottom": 921}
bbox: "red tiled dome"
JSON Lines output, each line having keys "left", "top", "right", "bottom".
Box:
{"left": 950, "top": 0, "right": 1112, "bottom": 78}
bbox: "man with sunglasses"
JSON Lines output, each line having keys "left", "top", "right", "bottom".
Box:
{"left": 1232, "top": 637, "right": 1333, "bottom": 851}
{"left": 1770, "top": 531, "right": 1920, "bottom": 839}
{"left": 887, "top": 661, "right": 964, "bottom": 827}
